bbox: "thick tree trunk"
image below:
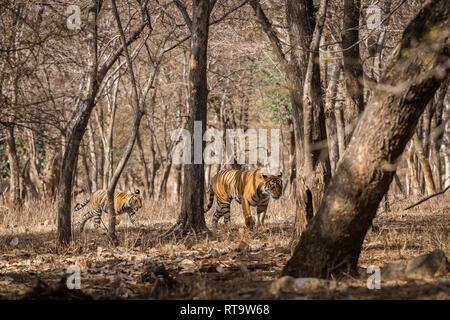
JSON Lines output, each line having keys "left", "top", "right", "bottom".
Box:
{"left": 282, "top": 0, "right": 449, "bottom": 278}
{"left": 165, "top": 0, "right": 210, "bottom": 236}
{"left": 297, "top": 0, "right": 331, "bottom": 236}
{"left": 342, "top": 0, "right": 364, "bottom": 143}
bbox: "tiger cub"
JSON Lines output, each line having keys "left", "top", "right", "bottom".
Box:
{"left": 205, "top": 168, "right": 283, "bottom": 230}
{"left": 74, "top": 189, "right": 142, "bottom": 233}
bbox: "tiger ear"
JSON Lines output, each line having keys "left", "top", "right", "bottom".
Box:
{"left": 278, "top": 172, "right": 283, "bottom": 177}
{"left": 127, "top": 190, "right": 132, "bottom": 197}
{"left": 261, "top": 173, "right": 268, "bottom": 179}
{"left": 135, "top": 189, "right": 140, "bottom": 195}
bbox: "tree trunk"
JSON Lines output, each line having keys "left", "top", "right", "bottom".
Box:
{"left": 430, "top": 77, "right": 449, "bottom": 190}
{"left": 149, "top": 136, "right": 157, "bottom": 198}
{"left": 107, "top": 0, "right": 153, "bottom": 242}
{"left": 58, "top": 0, "right": 102, "bottom": 244}
{"left": 87, "top": 123, "right": 98, "bottom": 191}
{"left": 407, "top": 142, "right": 421, "bottom": 196}
{"left": 251, "top": 0, "right": 331, "bottom": 234}
{"left": 413, "top": 133, "right": 436, "bottom": 195}
{"left": 287, "top": 117, "right": 296, "bottom": 195}
{"left": 158, "top": 162, "right": 172, "bottom": 200}
{"left": 136, "top": 131, "right": 150, "bottom": 198}
{"left": 342, "top": 0, "right": 364, "bottom": 143}
{"left": 164, "top": 0, "right": 210, "bottom": 236}
{"left": 4, "top": 125, "right": 20, "bottom": 205}
{"left": 443, "top": 90, "right": 450, "bottom": 188}
{"left": 81, "top": 145, "right": 92, "bottom": 194}
{"left": 325, "top": 60, "right": 342, "bottom": 175}
{"left": 57, "top": 0, "right": 147, "bottom": 244}
{"left": 282, "top": 0, "right": 449, "bottom": 278}
{"left": 297, "top": 0, "right": 331, "bottom": 236}
{"left": 444, "top": 144, "right": 450, "bottom": 189}
{"left": 173, "top": 164, "right": 182, "bottom": 200}
{"left": 26, "top": 129, "right": 43, "bottom": 194}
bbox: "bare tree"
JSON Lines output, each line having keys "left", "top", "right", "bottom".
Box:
{"left": 250, "top": 0, "right": 331, "bottom": 236}
{"left": 106, "top": 0, "right": 169, "bottom": 242}
{"left": 57, "top": 0, "right": 149, "bottom": 244}
{"left": 282, "top": 0, "right": 449, "bottom": 277}
{"left": 163, "top": 0, "right": 211, "bottom": 236}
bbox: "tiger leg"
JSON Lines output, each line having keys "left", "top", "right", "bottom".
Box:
{"left": 211, "top": 201, "right": 229, "bottom": 230}
{"left": 256, "top": 204, "right": 268, "bottom": 230}
{"left": 79, "top": 209, "right": 94, "bottom": 232}
{"left": 93, "top": 207, "right": 103, "bottom": 234}
{"left": 128, "top": 211, "right": 138, "bottom": 228}
{"left": 222, "top": 202, "right": 231, "bottom": 228}
{"left": 211, "top": 206, "right": 222, "bottom": 230}
{"left": 241, "top": 200, "right": 255, "bottom": 229}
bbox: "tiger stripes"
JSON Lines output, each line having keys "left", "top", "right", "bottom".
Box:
{"left": 74, "top": 189, "right": 142, "bottom": 233}
{"left": 204, "top": 168, "right": 283, "bottom": 230}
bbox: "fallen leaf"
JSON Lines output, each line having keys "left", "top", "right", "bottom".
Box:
{"left": 236, "top": 241, "right": 249, "bottom": 252}
{"left": 185, "top": 239, "right": 194, "bottom": 250}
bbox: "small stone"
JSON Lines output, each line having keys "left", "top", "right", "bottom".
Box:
{"left": 269, "top": 276, "right": 295, "bottom": 295}
{"left": 9, "top": 237, "right": 19, "bottom": 247}
{"left": 216, "top": 266, "right": 224, "bottom": 273}
{"left": 294, "top": 278, "right": 327, "bottom": 293}
{"left": 382, "top": 249, "right": 449, "bottom": 280}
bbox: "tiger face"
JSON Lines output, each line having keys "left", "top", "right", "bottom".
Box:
{"left": 261, "top": 172, "right": 283, "bottom": 199}
{"left": 126, "top": 189, "right": 143, "bottom": 211}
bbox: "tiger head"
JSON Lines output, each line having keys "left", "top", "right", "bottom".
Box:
{"left": 260, "top": 172, "right": 283, "bottom": 199}
{"left": 126, "top": 189, "right": 143, "bottom": 211}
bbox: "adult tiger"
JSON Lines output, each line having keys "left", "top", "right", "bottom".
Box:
{"left": 205, "top": 168, "right": 283, "bottom": 230}
{"left": 74, "top": 189, "right": 142, "bottom": 233}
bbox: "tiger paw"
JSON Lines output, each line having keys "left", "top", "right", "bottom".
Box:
{"left": 245, "top": 217, "right": 255, "bottom": 229}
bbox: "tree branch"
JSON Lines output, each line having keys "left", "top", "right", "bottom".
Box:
{"left": 404, "top": 185, "right": 450, "bottom": 211}
{"left": 248, "top": 0, "right": 288, "bottom": 70}
{"left": 174, "top": 0, "right": 192, "bottom": 32}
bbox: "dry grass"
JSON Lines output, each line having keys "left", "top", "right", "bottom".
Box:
{"left": 0, "top": 192, "right": 448, "bottom": 299}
